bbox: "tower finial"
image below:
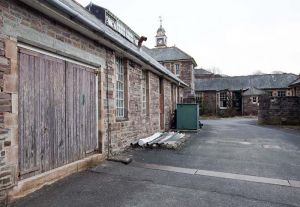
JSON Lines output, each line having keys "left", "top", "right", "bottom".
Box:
{"left": 159, "top": 16, "right": 162, "bottom": 27}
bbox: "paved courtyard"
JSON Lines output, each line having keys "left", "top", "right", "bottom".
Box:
{"left": 11, "top": 118, "right": 300, "bottom": 207}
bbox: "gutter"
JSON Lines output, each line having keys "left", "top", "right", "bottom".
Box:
{"left": 19, "top": 0, "right": 187, "bottom": 87}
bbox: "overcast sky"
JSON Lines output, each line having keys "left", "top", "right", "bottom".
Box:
{"left": 76, "top": 0, "right": 300, "bottom": 76}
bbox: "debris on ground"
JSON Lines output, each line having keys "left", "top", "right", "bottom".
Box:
{"left": 131, "top": 132, "right": 186, "bottom": 149}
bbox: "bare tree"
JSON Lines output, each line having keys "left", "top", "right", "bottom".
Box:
{"left": 207, "top": 66, "right": 221, "bottom": 75}
{"left": 252, "top": 70, "right": 265, "bottom": 75}
{"left": 271, "top": 70, "right": 285, "bottom": 74}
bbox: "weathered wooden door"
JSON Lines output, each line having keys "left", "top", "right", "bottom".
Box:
{"left": 159, "top": 78, "right": 164, "bottom": 130}
{"left": 18, "top": 48, "right": 97, "bottom": 179}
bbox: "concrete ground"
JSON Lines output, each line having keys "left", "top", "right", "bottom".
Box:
{"left": 11, "top": 118, "right": 300, "bottom": 207}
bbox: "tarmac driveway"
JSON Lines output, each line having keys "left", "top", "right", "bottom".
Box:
{"left": 11, "top": 118, "right": 300, "bottom": 207}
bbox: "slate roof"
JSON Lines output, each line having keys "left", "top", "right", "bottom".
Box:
{"left": 195, "top": 74, "right": 298, "bottom": 91}
{"left": 194, "top": 68, "right": 213, "bottom": 75}
{"left": 243, "top": 87, "right": 266, "bottom": 96}
{"left": 289, "top": 77, "right": 300, "bottom": 86}
{"left": 33, "top": 0, "right": 187, "bottom": 87}
{"left": 143, "top": 46, "right": 197, "bottom": 66}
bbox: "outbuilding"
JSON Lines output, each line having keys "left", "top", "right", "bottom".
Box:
{"left": 0, "top": 0, "right": 186, "bottom": 202}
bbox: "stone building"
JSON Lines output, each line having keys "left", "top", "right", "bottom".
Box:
{"left": 143, "top": 20, "right": 197, "bottom": 99}
{"left": 195, "top": 74, "right": 298, "bottom": 116}
{"left": 289, "top": 77, "right": 300, "bottom": 97}
{"left": 194, "top": 68, "right": 222, "bottom": 80}
{"left": 242, "top": 87, "right": 266, "bottom": 116}
{"left": 0, "top": 0, "right": 186, "bottom": 203}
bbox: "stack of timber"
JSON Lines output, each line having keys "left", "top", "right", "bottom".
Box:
{"left": 131, "top": 132, "right": 186, "bottom": 149}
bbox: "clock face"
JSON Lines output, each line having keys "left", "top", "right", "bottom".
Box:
{"left": 157, "top": 38, "right": 163, "bottom": 45}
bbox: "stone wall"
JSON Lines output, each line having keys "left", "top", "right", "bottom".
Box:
{"left": 0, "top": 0, "right": 183, "bottom": 202}
{"left": 291, "top": 85, "right": 300, "bottom": 97}
{"left": 162, "top": 61, "right": 194, "bottom": 97}
{"left": 258, "top": 96, "right": 300, "bottom": 125}
{"left": 201, "top": 91, "right": 216, "bottom": 116}
{"left": 0, "top": 36, "right": 17, "bottom": 205}
{"left": 242, "top": 95, "right": 259, "bottom": 116}
{"left": 163, "top": 80, "right": 172, "bottom": 130}
{"left": 103, "top": 51, "right": 177, "bottom": 153}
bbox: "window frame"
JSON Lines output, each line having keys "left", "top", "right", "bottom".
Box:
{"left": 141, "top": 70, "right": 150, "bottom": 116}
{"left": 116, "top": 56, "right": 125, "bottom": 118}
{"left": 175, "top": 64, "right": 180, "bottom": 76}
{"left": 252, "top": 96, "right": 257, "bottom": 104}
{"left": 219, "top": 91, "right": 228, "bottom": 109}
{"left": 277, "top": 90, "right": 286, "bottom": 97}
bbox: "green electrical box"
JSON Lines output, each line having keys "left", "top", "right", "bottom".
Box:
{"left": 176, "top": 104, "right": 199, "bottom": 130}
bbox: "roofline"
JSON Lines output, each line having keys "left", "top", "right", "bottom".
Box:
{"left": 289, "top": 78, "right": 300, "bottom": 86}
{"left": 19, "top": 0, "right": 188, "bottom": 87}
{"left": 150, "top": 46, "right": 198, "bottom": 66}
{"left": 195, "top": 87, "right": 292, "bottom": 92}
{"left": 86, "top": 2, "right": 140, "bottom": 40}
{"left": 194, "top": 73, "right": 297, "bottom": 81}
{"left": 173, "top": 46, "right": 197, "bottom": 66}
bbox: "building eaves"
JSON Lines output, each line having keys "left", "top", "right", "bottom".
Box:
{"left": 20, "top": 0, "right": 188, "bottom": 87}
{"left": 195, "top": 74, "right": 298, "bottom": 91}
{"left": 289, "top": 77, "right": 300, "bottom": 86}
{"left": 243, "top": 87, "right": 266, "bottom": 96}
{"left": 144, "top": 46, "right": 197, "bottom": 66}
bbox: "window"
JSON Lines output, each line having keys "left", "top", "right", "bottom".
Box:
{"left": 175, "top": 64, "right": 180, "bottom": 76}
{"left": 252, "top": 96, "right": 257, "bottom": 103}
{"left": 142, "top": 71, "right": 149, "bottom": 115}
{"left": 116, "top": 57, "right": 124, "bottom": 118}
{"left": 219, "top": 91, "right": 228, "bottom": 108}
{"left": 268, "top": 91, "right": 273, "bottom": 97}
{"left": 278, "top": 90, "right": 286, "bottom": 97}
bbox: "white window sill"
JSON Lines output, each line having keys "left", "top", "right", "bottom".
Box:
{"left": 219, "top": 107, "right": 228, "bottom": 109}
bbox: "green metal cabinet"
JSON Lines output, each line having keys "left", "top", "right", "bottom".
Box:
{"left": 176, "top": 104, "right": 199, "bottom": 130}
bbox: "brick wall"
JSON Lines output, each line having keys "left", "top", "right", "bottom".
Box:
{"left": 242, "top": 95, "right": 259, "bottom": 116}
{"left": 258, "top": 96, "right": 300, "bottom": 125}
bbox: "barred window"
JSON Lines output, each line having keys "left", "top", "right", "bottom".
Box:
{"left": 278, "top": 90, "right": 286, "bottom": 97}
{"left": 252, "top": 96, "right": 257, "bottom": 103}
{"left": 116, "top": 57, "right": 124, "bottom": 118}
{"left": 141, "top": 71, "right": 149, "bottom": 114}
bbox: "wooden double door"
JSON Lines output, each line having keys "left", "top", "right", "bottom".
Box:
{"left": 18, "top": 48, "right": 98, "bottom": 179}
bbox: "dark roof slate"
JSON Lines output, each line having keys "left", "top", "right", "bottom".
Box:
{"left": 143, "top": 46, "right": 197, "bottom": 66}
{"left": 243, "top": 87, "right": 266, "bottom": 96}
{"left": 194, "top": 68, "right": 213, "bottom": 75}
{"left": 289, "top": 77, "right": 300, "bottom": 86}
{"left": 195, "top": 74, "right": 298, "bottom": 91}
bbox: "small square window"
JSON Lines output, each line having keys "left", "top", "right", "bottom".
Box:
{"left": 252, "top": 96, "right": 257, "bottom": 103}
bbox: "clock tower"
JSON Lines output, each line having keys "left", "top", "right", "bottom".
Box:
{"left": 155, "top": 16, "right": 167, "bottom": 48}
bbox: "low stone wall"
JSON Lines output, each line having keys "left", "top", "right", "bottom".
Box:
{"left": 258, "top": 96, "right": 300, "bottom": 125}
